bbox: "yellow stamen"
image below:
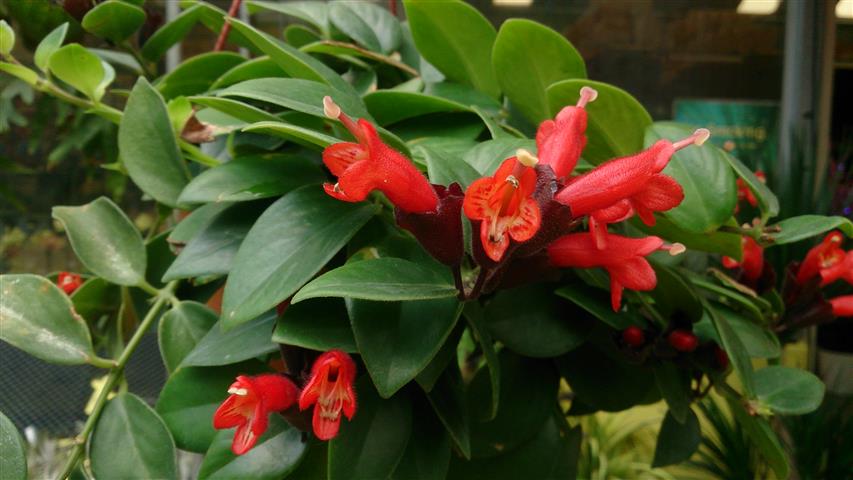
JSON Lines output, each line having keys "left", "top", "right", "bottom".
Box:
{"left": 516, "top": 149, "right": 539, "bottom": 168}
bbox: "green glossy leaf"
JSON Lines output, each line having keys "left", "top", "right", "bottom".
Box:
{"left": 426, "top": 368, "right": 471, "bottom": 460}
{"left": 720, "top": 150, "right": 779, "bottom": 219}
{"left": 557, "top": 342, "right": 657, "bottom": 412}
{"left": 91, "top": 393, "right": 177, "bottom": 480}
{"left": 53, "top": 197, "right": 146, "bottom": 286}
{"left": 82, "top": 0, "right": 145, "bottom": 43}
{"left": 754, "top": 366, "right": 824, "bottom": 415}
{"left": 0, "top": 20, "right": 13, "bottom": 56}
{"left": 462, "top": 138, "right": 536, "bottom": 176}
{"left": 163, "top": 202, "right": 264, "bottom": 281}
{"left": 486, "top": 285, "right": 591, "bottom": 358}
{"left": 190, "top": 96, "right": 280, "bottom": 124}
{"left": 70, "top": 277, "right": 120, "bottom": 326}
{"left": 468, "top": 350, "right": 559, "bottom": 458}
{"left": 241, "top": 121, "right": 340, "bottom": 148}
{"left": 716, "top": 304, "right": 780, "bottom": 358}
{"left": 650, "top": 264, "right": 704, "bottom": 321}
{"left": 218, "top": 78, "right": 370, "bottom": 121}
{"left": 179, "top": 154, "right": 323, "bottom": 205}
{"left": 141, "top": 5, "right": 202, "bottom": 62}
{"left": 246, "top": 0, "right": 329, "bottom": 35}
{"left": 464, "top": 303, "right": 500, "bottom": 420}
{"left": 168, "top": 202, "right": 230, "bottom": 247}
{"left": 729, "top": 398, "right": 789, "bottom": 479}
{"left": 547, "top": 79, "right": 652, "bottom": 165}
{"left": 120, "top": 78, "right": 189, "bottom": 207}
{"left": 392, "top": 400, "right": 451, "bottom": 480}
{"left": 329, "top": 1, "right": 401, "bottom": 54}
{"left": 350, "top": 298, "right": 461, "bottom": 398}
{"left": 706, "top": 303, "right": 755, "bottom": 395}
{"left": 34, "top": 23, "right": 68, "bottom": 72}
{"left": 645, "top": 122, "right": 737, "bottom": 233}
{"left": 404, "top": 0, "right": 500, "bottom": 99}
{"left": 199, "top": 415, "right": 307, "bottom": 480}
{"left": 364, "top": 90, "right": 470, "bottom": 127}
{"left": 210, "top": 56, "right": 287, "bottom": 89}
{"left": 48, "top": 44, "right": 106, "bottom": 101}
{"left": 654, "top": 364, "right": 691, "bottom": 424}
{"left": 273, "top": 298, "right": 356, "bottom": 353}
{"left": 295, "top": 258, "right": 457, "bottom": 303}
{"left": 634, "top": 215, "right": 743, "bottom": 258}
{"left": 0, "top": 411, "right": 26, "bottom": 480}
{"left": 156, "top": 362, "right": 267, "bottom": 452}
{"left": 228, "top": 18, "right": 356, "bottom": 96}
{"left": 652, "top": 408, "right": 700, "bottom": 468}
{"left": 447, "top": 417, "right": 580, "bottom": 480}
{"left": 181, "top": 311, "right": 278, "bottom": 368}
{"left": 555, "top": 283, "right": 644, "bottom": 329}
{"left": 492, "top": 19, "right": 586, "bottom": 123}
{"left": 424, "top": 82, "right": 502, "bottom": 114}
{"left": 767, "top": 215, "right": 853, "bottom": 245}
{"left": 415, "top": 325, "right": 461, "bottom": 392}
{"left": 417, "top": 144, "right": 481, "bottom": 188}
{"left": 222, "top": 187, "right": 377, "bottom": 328}
{"left": 158, "top": 301, "right": 217, "bottom": 373}
{"left": 156, "top": 52, "right": 245, "bottom": 99}
{"left": 328, "top": 377, "right": 412, "bottom": 480}
{"left": 285, "top": 25, "right": 322, "bottom": 48}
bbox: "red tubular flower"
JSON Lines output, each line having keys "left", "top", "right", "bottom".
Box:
{"left": 299, "top": 350, "right": 357, "bottom": 441}
{"left": 556, "top": 129, "right": 709, "bottom": 248}
{"left": 463, "top": 150, "right": 542, "bottom": 262}
{"left": 321, "top": 97, "right": 438, "bottom": 213}
{"left": 57, "top": 272, "right": 82, "bottom": 295}
{"left": 213, "top": 374, "right": 299, "bottom": 455}
{"left": 820, "top": 250, "right": 853, "bottom": 287}
{"left": 736, "top": 171, "right": 764, "bottom": 209}
{"left": 722, "top": 236, "right": 764, "bottom": 281}
{"left": 797, "top": 231, "right": 845, "bottom": 284}
{"left": 536, "top": 86, "right": 597, "bottom": 180}
{"left": 829, "top": 295, "right": 853, "bottom": 317}
{"left": 547, "top": 232, "right": 684, "bottom": 311}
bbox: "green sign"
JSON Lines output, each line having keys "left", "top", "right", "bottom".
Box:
{"left": 674, "top": 99, "right": 778, "bottom": 171}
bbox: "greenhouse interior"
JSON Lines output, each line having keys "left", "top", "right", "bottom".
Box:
{"left": 1, "top": 0, "right": 852, "bottom": 478}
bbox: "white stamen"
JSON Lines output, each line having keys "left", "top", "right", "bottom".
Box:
{"left": 323, "top": 96, "right": 341, "bottom": 119}
{"left": 516, "top": 149, "right": 539, "bottom": 167}
{"left": 228, "top": 387, "right": 248, "bottom": 396}
{"left": 667, "top": 242, "right": 686, "bottom": 256}
{"left": 577, "top": 86, "right": 598, "bottom": 108}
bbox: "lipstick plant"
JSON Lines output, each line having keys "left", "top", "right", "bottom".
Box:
{"left": 0, "top": 1, "right": 850, "bottom": 479}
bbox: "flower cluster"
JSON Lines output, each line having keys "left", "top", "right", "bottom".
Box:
{"left": 795, "top": 231, "right": 852, "bottom": 317}
{"left": 213, "top": 350, "right": 357, "bottom": 455}
{"left": 320, "top": 93, "right": 708, "bottom": 310}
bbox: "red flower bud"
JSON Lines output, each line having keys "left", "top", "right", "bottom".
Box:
{"left": 622, "top": 326, "right": 645, "bottom": 347}
{"left": 463, "top": 151, "right": 542, "bottom": 262}
{"left": 722, "top": 236, "right": 764, "bottom": 281}
{"left": 829, "top": 295, "right": 853, "bottom": 317}
{"left": 57, "top": 272, "right": 83, "bottom": 295}
{"left": 797, "top": 231, "right": 845, "bottom": 284}
{"left": 299, "top": 350, "right": 357, "bottom": 441}
{"left": 536, "top": 86, "right": 596, "bottom": 180}
{"left": 213, "top": 374, "right": 300, "bottom": 455}
{"left": 321, "top": 97, "right": 438, "bottom": 214}
{"left": 668, "top": 329, "right": 698, "bottom": 352}
{"left": 735, "top": 170, "right": 764, "bottom": 209}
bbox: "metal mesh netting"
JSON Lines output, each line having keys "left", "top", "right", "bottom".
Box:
{"left": 0, "top": 332, "right": 166, "bottom": 436}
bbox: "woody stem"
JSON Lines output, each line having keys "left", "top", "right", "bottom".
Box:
{"left": 467, "top": 267, "right": 491, "bottom": 300}
{"left": 214, "top": 0, "right": 243, "bottom": 51}
{"left": 452, "top": 266, "right": 465, "bottom": 300}
{"left": 55, "top": 281, "right": 178, "bottom": 480}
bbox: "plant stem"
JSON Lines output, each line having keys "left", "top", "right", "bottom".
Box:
{"left": 121, "top": 43, "right": 156, "bottom": 79}
{"left": 55, "top": 281, "right": 178, "bottom": 480}
{"left": 214, "top": 0, "right": 244, "bottom": 52}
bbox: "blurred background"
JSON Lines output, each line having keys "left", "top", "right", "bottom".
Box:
{"left": 1, "top": 0, "right": 851, "bottom": 478}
